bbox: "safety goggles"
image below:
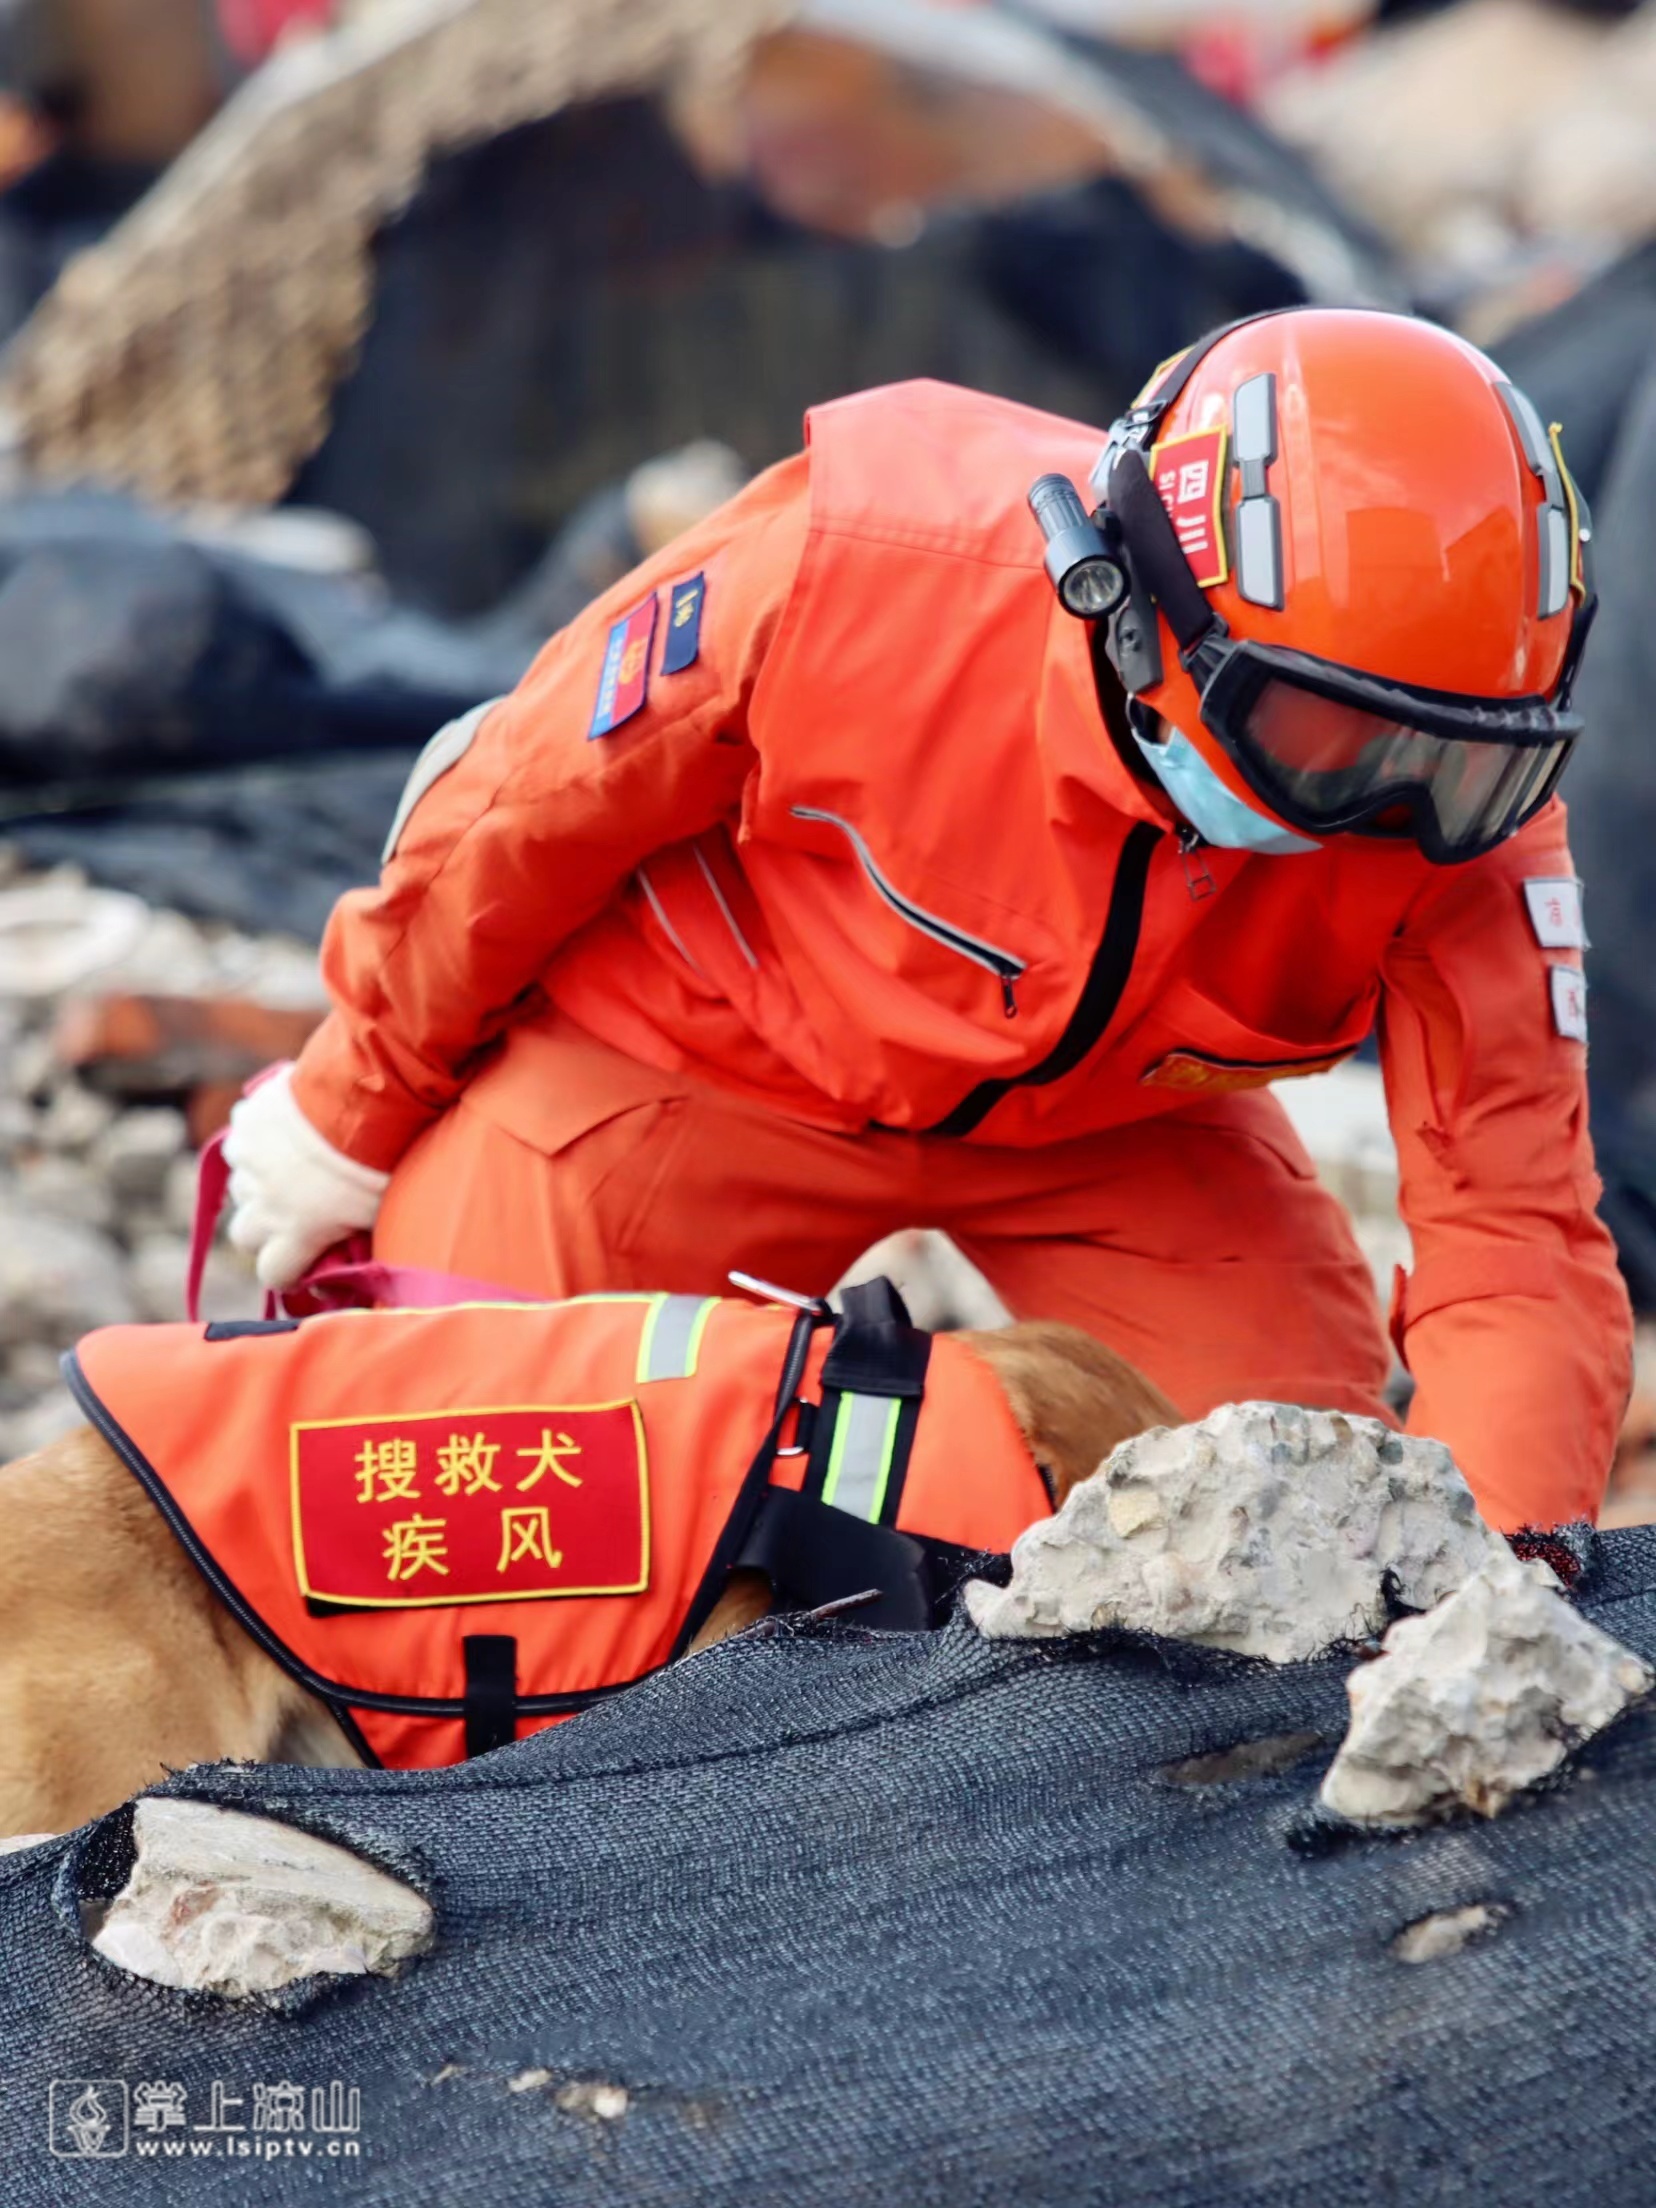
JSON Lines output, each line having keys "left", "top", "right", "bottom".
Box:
{"left": 1088, "top": 314, "right": 1597, "bottom": 867}
{"left": 1180, "top": 634, "right": 1585, "bottom": 865}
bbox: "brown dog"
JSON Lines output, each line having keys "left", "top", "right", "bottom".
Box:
{"left": 0, "top": 1321, "right": 1175, "bottom": 1840}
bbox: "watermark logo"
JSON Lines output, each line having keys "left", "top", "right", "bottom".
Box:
{"left": 49, "top": 2078, "right": 363, "bottom": 2161}
{"left": 49, "top": 2082, "right": 128, "bottom": 2160}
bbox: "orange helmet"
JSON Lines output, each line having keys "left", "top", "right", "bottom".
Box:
{"left": 1076, "top": 308, "right": 1593, "bottom": 864}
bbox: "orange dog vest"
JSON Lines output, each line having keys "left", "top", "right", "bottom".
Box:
{"left": 68, "top": 1284, "right": 1048, "bottom": 1768}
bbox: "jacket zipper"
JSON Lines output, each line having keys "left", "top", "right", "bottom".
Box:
{"left": 924, "top": 820, "right": 1162, "bottom": 1138}
{"left": 791, "top": 805, "right": 1026, "bottom": 1017}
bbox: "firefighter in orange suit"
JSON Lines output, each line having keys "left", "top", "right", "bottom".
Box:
{"left": 223, "top": 309, "right": 1632, "bottom": 1534}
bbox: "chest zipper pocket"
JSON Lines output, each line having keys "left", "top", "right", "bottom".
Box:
{"left": 790, "top": 805, "right": 1026, "bottom": 1017}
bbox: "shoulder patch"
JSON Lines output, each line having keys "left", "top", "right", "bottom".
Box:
{"left": 1524, "top": 876, "right": 1586, "bottom": 951}
{"left": 661, "top": 573, "right": 706, "bottom": 675}
{"left": 1550, "top": 964, "right": 1588, "bottom": 1044}
{"left": 588, "top": 594, "right": 659, "bottom": 739}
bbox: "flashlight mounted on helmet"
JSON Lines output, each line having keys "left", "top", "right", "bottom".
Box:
{"left": 1027, "top": 474, "right": 1129, "bottom": 622}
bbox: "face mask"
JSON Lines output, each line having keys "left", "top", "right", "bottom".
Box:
{"left": 1135, "top": 723, "right": 1321, "bottom": 856}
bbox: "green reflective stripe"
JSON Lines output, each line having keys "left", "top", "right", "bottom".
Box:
{"left": 820, "top": 1393, "right": 903, "bottom": 1522}
{"left": 636, "top": 1294, "right": 720, "bottom": 1384}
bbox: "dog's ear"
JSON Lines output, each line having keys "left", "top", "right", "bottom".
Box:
{"left": 958, "top": 1323, "right": 1179, "bottom": 1509}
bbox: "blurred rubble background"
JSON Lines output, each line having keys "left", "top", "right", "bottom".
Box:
{"left": 0, "top": 0, "right": 1654, "bottom": 1515}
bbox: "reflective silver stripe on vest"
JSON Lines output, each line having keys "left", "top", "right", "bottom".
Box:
{"left": 382, "top": 697, "right": 503, "bottom": 863}
{"left": 820, "top": 1392, "right": 903, "bottom": 1523}
{"left": 635, "top": 1294, "right": 719, "bottom": 1384}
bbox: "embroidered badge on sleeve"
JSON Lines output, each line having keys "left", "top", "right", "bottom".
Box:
{"left": 661, "top": 573, "right": 706, "bottom": 674}
{"left": 1524, "top": 877, "right": 1587, "bottom": 950}
{"left": 291, "top": 1401, "right": 650, "bottom": 1606}
{"left": 1550, "top": 964, "right": 1588, "bottom": 1044}
{"left": 588, "top": 594, "right": 659, "bottom": 738}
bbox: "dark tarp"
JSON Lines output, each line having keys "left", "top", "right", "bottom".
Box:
{"left": 5, "top": 1523, "right": 1656, "bottom": 2203}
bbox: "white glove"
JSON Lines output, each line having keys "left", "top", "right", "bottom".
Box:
{"left": 223, "top": 1064, "right": 391, "bottom": 1290}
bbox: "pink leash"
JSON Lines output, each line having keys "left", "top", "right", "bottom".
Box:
{"left": 187, "top": 1096, "right": 531, "bottom": 1324}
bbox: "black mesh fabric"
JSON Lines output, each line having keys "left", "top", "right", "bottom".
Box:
{"left": 7, "top": 1527, "right": 1656, "bottom": 2202}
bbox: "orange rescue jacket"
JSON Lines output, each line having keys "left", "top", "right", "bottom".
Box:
{"left": 68, "top": 1283, "right": 1047, "bottom": 1769}
{"left": 290, "top": 380, "right": 1631, "bottom": 1534}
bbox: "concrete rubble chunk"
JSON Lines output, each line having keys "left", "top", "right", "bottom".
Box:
{"left": 1319, "top": 1548, "right": 1652, "bottom": 1828}
{"left": 0, "top": 1188, "right": 136, "bottom": 1343}
{"left": 965, "top": 1401, "right": 1504, "bottom": 1663}
{"left": 1391, "top": 1902, "right": 1510, "bottom": 1965}
{"left": 0, "top": 878, "right": 150, "bottom": 999}
{"left": 91, "top": 1799, "right": 433, "bottom": 2001}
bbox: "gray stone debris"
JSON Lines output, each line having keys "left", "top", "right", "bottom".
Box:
{"left": 89, "top": 1108, "right": 190, "bottom": 1209}
{"left": 92, "top": 1799, "right": 434, "bottom": 2001}
{"left": 0, "top": 1191, "right": 137, "bottom": 1344}
{"left": 966, "top": 1400, "right": 1504, "bottom": 1663}
{"left": 1, "top": 1386, "right": 83, "bottom": 1458}
{"left": 0, "top": 862, "right": 308, "bottom": 1458}
{"left": 1319, "top": 1547, "right": 1653, "bottom": 1826}
{"left": 0, "top": 877, "right": 150, "bottom": 999}
{"left": 128, "top": 1232, "right": 245, "bottom": 1325}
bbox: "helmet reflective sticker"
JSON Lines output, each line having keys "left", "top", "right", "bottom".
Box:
{"left": 1496, "top": 381, "right": 1573, "bottom": 619}
{"left": 1149, "top": 425, "right": 1230, "bottom": 588}
{"left": 1547, "top": 422, "right": 1588, "bottom": 600}
{"left": 1232, "top": 372, "right": 1283, "bottom": 611}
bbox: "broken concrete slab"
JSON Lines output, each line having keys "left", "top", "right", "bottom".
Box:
{"left": 1319, "top": 1546, "right": 1652, "bottom": 1827}
{"left": 966, "top": 1400, "right": 1503, "bottom": 1662}
{"left": 91, "top": 1798, "right": 433, "bottom": 2001}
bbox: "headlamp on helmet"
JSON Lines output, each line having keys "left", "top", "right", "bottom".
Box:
{"left": 1027, "top": 309, "right": 1597, "bottom": 866}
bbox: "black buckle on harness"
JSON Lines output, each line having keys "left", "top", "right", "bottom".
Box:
{"left": 735, "top": 1488, "right": 933, "bottom": 1633}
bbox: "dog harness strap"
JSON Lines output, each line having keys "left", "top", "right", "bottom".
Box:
{"left": 804, "top": 1282, "right": 932, "bottom": 1526}
{"left": 636, "top": 1294, "right": 719, "bottom": 1383}
{"left": 462, "top": 1635, "right": 519, "bottom": 1759}
{"left": 670, "top": 1306, "right": 828, "bottom": 1659}
{"left": 735, "top": 1488, "right": 934, "bottom": 1632}
{"left": 819, "top": 1391, "right": 904, "bottom": 1520}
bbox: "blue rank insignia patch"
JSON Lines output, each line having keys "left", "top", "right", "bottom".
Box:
{"left": 661, "top": 573, "right": 706, "bottom": 675}
{"left": 589, "top": 594, "right": 658, "bottom": 739}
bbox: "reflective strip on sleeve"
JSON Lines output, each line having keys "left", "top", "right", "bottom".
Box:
{"left": 819, "top": 1393, "right": 904, "bottom": 1523}
{"left": 382, "top": 698, "right": 503, "bottom": 863}
{"left": 635, "top": 1294, "right": 719, "bottom": 1384}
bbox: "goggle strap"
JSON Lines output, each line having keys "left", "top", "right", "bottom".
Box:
{"left": 1105, "top": 447, "right": 1218, "bottom": 659}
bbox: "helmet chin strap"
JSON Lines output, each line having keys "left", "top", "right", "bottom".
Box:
{"left": 1135, "top": 720, "right": 1321, "bottom": 857}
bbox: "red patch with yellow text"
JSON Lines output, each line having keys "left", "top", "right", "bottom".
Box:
{"left": 1143, "top": 1048, "right": 1353, "bottom": 1095}
{"left": 291, "top": 1402, "right": 649, "bottom": 1608}
{"left": 1149, "top": 425, "right": 1230, "bottom": 588}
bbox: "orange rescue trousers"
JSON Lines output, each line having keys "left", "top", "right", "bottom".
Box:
{"left": 377, "top": 1016, "right": 1393, "bottom": 1431}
